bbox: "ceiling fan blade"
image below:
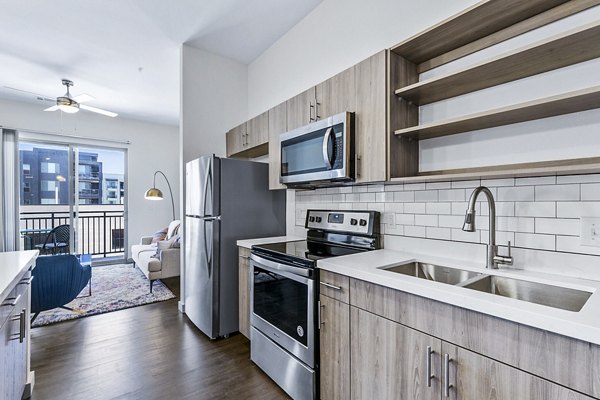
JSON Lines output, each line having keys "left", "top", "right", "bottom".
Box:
{"left": 3, "top": 86, "right": 55, "bottom": 102}
{"left": 80, "top": 104, "right": 118, "bottom": 117}
{"left": 73, "top": 93, "right": 95, "bottom": 103}
{"left": 44, "top": 105, "right": 59, "bottom": 112}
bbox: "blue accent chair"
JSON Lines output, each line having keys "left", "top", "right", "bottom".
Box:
{"left": 31, "top": 254, "right": 92, "bottom": 322}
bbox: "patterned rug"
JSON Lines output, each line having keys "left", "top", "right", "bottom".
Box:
{"left": 32, "top": 263, "right": 176, "bottom": 327}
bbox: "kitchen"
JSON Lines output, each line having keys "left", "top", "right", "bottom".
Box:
{"left": 2, "top": 0, "right": 600, "bottom": 399}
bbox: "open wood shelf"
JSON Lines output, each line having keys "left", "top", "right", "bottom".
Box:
{"left": 394, "top": 86, "right": 600, "bottom": 139}
{"left": 394, "top": 21, "right": 600, "bottom": 106}
{"left": 390, "top": 0, "right": 569, "bottom": 64}
{"left": 389, "top": 157, "right": 600, "bottom": 183}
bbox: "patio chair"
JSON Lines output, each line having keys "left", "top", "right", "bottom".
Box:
{"left": 35, "top": 224, "right": 70, "bottom": 255}
{"left": 31, "top": 254, "right": 92, "bottom": 323}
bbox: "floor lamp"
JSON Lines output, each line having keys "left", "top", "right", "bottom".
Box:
{"left": 144, "top": 170, "right": 175, "bottom": 221}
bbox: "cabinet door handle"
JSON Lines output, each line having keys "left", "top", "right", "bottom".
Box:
{"left": 320, "top": 281, "right": 342, "bottom": 291}
{"left": 19, "top": 309, "right": 26, "bottom": 343}
{"left": 426, "top": 346, "right": 434, "bottom": 387}
{"left": 2, "top": 294, "right": 21, "bottom": 307}
{"left": 443, "top": 353, "right": 452, "bottom": 397}
{"left": 317, "top": 300, "right": 323, "bottom": 329}
{"left": 309, "top": 101, "right": 315, "bottom": 122}
{"left": 315, "top": 101, "right": 321, "bottom": 121}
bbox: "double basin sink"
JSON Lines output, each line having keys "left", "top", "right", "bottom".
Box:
{"left": 381, "top": 262, "right": 592, "bottom": 312}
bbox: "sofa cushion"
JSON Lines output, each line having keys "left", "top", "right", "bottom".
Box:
{"left": 138, "top": 250, "right": 162, "bottom": 273}
{"left": 166, "top": 220, "right": 181, "bottom": 240}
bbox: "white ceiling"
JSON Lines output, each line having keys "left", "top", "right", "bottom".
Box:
{"left": 0, "top": 0, "right": 321, "bottom": 126}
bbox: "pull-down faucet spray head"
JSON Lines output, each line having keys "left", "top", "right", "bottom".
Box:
{"left": 462, "top": 209, "right": 476, "bottom": 232}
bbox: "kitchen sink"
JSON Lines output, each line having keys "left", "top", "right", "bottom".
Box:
{"left": 381, "top": 262, "right": 483, "bottom": 285}
{"left": 463, "top": 275, "right": 592, "bottom": 312}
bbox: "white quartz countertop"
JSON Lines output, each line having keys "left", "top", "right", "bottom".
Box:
{"left": 237, "top": 236, "right": 304, "bottom": 249}
{"left": 0, "top": 250, "right": 38, "bottom": 302}
{"left": 318, "top": 249, "right": 600, "bottom": 346}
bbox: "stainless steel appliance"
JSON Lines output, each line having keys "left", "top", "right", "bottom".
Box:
{"left": 184, "top": 155, "right": 286, "bottom": 339}
{"left": 250, "top": 210, "right": 381, "bottom": 400}
{"left": 280, "top": 111, "right": 354, "bottom": 188}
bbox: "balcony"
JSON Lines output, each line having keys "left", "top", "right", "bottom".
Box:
{"left": 19, "top": 205, "right": 125, "bottom": 260}
{"left": 79, "top": 172, "right": 100, "bottom": 182}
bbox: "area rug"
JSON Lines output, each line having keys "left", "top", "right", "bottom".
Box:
{"left": 32, "top": 263, "right": 176, "bottom": 327}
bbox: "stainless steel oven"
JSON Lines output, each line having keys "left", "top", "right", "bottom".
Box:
{"left": 280, "top": 111, "right": 354, "bottom": 187}
{"left": 250, "top": 210, "right": 381, "bottom": 400}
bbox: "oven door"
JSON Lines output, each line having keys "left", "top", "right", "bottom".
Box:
{"left": 250, "top": 253, "right": 315, "bottom": 367}
{"left": 280, "top": 112, "right": 353, "bottom": 185}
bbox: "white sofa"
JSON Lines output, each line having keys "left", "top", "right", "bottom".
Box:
{"left": 131, "top": 220, "right": 181, "bottom": 292}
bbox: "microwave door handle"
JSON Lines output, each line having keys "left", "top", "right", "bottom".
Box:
{"left": 322, "top": 127, "right": 333, "bottom": 169}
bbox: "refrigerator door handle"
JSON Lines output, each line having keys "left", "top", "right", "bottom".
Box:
{"left": 201, "top": 158, "right": 212, "bottom": 217}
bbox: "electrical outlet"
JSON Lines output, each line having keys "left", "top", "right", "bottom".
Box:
{"left": 580, "top": 217, "right": 600, "bottom": 247}
{"left": 384, "top": 213, "right": 395, "bottom": 228}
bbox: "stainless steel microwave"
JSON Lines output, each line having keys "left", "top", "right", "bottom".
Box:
{"left": 279, "top": 111, "right": 354, "bottom": 187}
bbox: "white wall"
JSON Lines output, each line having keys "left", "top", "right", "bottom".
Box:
{"left": 0, "top": 97, "right": 179, "bottom": 256}
{"left": 180, "top": 44, "right": 248, "bottom": 162}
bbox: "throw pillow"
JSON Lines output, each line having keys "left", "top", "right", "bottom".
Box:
{"left": 151, "top": 234, "right": 180, "bottom": 259}
{"left": 151, "top": 227, "right": 168, "bottom": 244}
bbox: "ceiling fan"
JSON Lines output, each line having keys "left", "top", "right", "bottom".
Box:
{"left": 44, "top": 79, "right": 118, "bottom": 117}
{"left": 4, "top": 79, "right": 118, "bottom": 117}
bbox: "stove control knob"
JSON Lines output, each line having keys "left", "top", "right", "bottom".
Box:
{"left": 315, "top": 216, "right": 322, "bottom": 223}
{"left": 309, "top": 216, "right": 315, "bottom": 222}
{"left": 350, "top": 218, "right": 358, "bottom": 226}
{"left": 359, "top": 219, "right": 367, "bottom": 226}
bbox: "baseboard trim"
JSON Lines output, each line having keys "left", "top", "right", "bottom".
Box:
{"left": 178, "top": 301, "right": 185, "bottom": 313}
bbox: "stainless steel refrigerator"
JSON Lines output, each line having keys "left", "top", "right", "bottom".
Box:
{"left": 184, "top": 155, "right": 286, "bottom": 339}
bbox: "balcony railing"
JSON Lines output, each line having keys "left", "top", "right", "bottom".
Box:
{"left": 20, "top": 208, "right": 125, "bottom": 258}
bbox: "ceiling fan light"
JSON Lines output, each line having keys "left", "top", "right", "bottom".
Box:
{"left": 57, "top": 96, "right": 79, "bottom": 113}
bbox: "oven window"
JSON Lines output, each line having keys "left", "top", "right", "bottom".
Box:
{"left": 253, "top": 266, "right": 308, "bottom": 346}
{"left": 281, "top": 128, "right": 330, "bottom": 176}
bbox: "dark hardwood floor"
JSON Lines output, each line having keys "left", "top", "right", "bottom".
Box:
{"left": 30, "top": 277, "right": 289, "bottom": 400}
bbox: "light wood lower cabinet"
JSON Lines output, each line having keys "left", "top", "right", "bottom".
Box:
{"left": 319, "top": 294, "right": 350, "bottom": 400}
{"left": 319, "top": 272, "right": 596, "bottom": 400}
{"left": 350, "top": 307, "right": 440, "bottom": 400}
{"left": 238, "top": 247, "right": 250, "bottom": 339}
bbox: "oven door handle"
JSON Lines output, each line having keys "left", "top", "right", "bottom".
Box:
{"left": 322, "top": 127, "right": 333, "bottom": 170}
{"left": 250, "top": 253, "right": 311, "bottom": 278}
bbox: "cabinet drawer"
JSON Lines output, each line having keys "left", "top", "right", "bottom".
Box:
{"left": 0, "top": 271, "right": 31, "bottom": 329}
{"left": 319, "top": 270, "right": 350, "bottom": 303}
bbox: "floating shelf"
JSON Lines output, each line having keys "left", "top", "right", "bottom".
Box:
{"left": 390, "top": 0, "right": 569, "bottom": 64}
{"left": 394, "top": 86, "right": 600, "bottom": 140}
{"left": 389, "top": 157, "right": 600, "bottom": 183}
{"left": 394, "top": 21, "right": 600, "bottom": 106}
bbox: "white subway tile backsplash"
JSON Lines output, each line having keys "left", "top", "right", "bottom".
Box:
{"left": 535, "top": 218, "right": 580, "bottom": 236}
{"left": 481, "top": 178, "right": 515, "bottom": 187}
{"left": 557, "top": 174, "right": 600, "bottom": 184}
{"left": 426, "top": 181, "right": 451, "bottom": 190}
{"left": 426, "top": 202, "right": 451, "bottom": 215}
{"left": 439, "top": 189, "right": 466, "bottom": 201}
{"left": 404, "top": 225, "right": 426, "bottom": 238}
{"left": 384, "top": 203, "right": 404, "bottom": 213}
{"left": 451, "top": 228, "right": 480, "bottom": 243}
{"left": 515, "top": 176, "right": 556, "bottom": 186}
{"left": 515, "top": 202, "right": 555, "bottom": 218}
{"left": 394, "top": 191, "right": 415, "bottom": 202}
{"left": 415, "top": 190, "right": 438, "bottom": 202}
{"left": 295, "top": 173, "right": 600, "bottom": 257}
{"left": 426, "top": 227, "right": 452, "bottom": 240}
{"left": 515, "top": 233, "right": 555, "bottom": 251}
{"left": 438, "top": 215, "right": 464, "bottom": 228}
{"left": 415, "top": 214, "right": 438, "bottom": 227}
{"left": 557, "top": 202, "right": 600, "bottom": 218}
{"left": 535, "top": 184, "right": 579, "bottom": 201}
{"left": 404, "top": 183, "right": 426, "bottom": 191}
{"left": 498, "top": 186, "right": 534, "bottom": 201}
{"left": 451, "top": 180, "right": 480, "bottom": 189}
{"left": 581, "top": 183, "right": 600, "bottom": 200}
{"left": 404, "top": 203, "right": 426, "bottom": 214}
{"left": 396, "top": 214, "right": 415, "bottom": 225}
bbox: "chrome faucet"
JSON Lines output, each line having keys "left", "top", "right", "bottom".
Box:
{"left": 462, "top": 186, "right": 513, "bottom": 269}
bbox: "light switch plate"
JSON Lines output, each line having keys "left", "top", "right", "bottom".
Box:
{"left": 580, "top": 217, "right": 600, "bottom": 247}
{"left": 384, "top": 213, "right": 395, "bottom": 228}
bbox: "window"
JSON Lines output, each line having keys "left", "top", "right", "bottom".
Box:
{"left": 40, "top": 198, "right": 57, "bottom": 204}
{"left": 23, "top": 182, "right": 30, "bottom": 193}
{"left": 41, "top": 162, "right": 60, "bottom": 174}
{"left": 41, "top": 180, "right": 57, "bottom": 191}
{"left": 107, "top": 179, "right": 118, "bottom": 189}
{"left": 23, "top": 164, "right": 31, "bottom": 176}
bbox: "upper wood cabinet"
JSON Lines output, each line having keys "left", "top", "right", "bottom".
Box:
{"left": 268, "top": 102, "right": 287, "bottom": 190}
{"left": 226, "top": 111, "right": 269, "bottom": 158}
{"left": 286, "top": 88, "right": 316, "bottom": 131}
